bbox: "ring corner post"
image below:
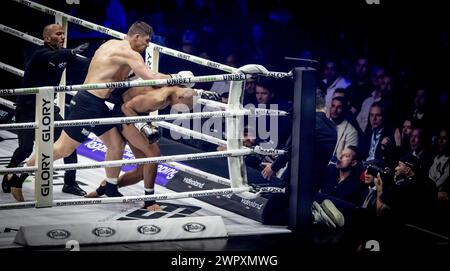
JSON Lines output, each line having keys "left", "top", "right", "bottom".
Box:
{"left": 226, "top": 80, "right": 248, "bottom": 189}
{"left": 35, "top": 88, "right": 54, "bottom": 208}
{"left": 289, "top": 67, "right": 316, "bottom": 231}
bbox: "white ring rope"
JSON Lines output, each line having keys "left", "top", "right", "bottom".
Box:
{"left": 198, "top": 98, "right": 229, "bottom": 110}
{"left": 0, "top": 73, "right": 250, "bottom": 96}
{"left": 0, "top": 23, "right": 43, "bottom": 46}
{"left": 0, "top": 61, "right": 24, "bottom": 77}
{"left": 0, "top": 96, "right": 15, "bottom": 109}
{"left": 0, "top": 147, "right": 285, "bottom": 174}
{"left": 11, "top": 0, "right": 291, "bottom": 78}
{"left": 156, "top": 121, "right": 228, "bottom": 147}
{"left": 0, "top": 108, "right": 287, "bottom": 130}
{"left": 0, "top": 186, "right": 250, "bottom": 210}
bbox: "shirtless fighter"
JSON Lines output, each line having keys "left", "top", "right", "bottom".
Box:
{"left": 10, "top": 21, "right": 207, "bottom": 202}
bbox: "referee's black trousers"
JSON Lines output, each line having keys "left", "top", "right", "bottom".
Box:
{"left": 7, "top": 109, "right": 78, "bottom": 186}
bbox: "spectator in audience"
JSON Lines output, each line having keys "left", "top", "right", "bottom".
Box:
{"left": 333, "top": 88, "right": 363, "bottom": 137}
{"left": 394, "top": 117, "right": 414, "bottom": 156}
{"left": 243, "top": 79, "right": 257, "bottom": 106}
{"left": 253, "top": 78, "right": 291, "bottom": 149}
{"left": 261, "top": 136, "right": 291, "bottom": 182}
{"left": 375, "top": 154, "right": 437, "bottom": 226}
{"left": 409, "top": 127, "right": 433, "bottom": 173}
{"left": 360, "top": 159, "right": 383, "bottom": 212}
{"left": 347, "top": 57, "right": 373, "bottom": 116}
{"left": 332, "top": 88, "right": 348, "bottom": 99}
{"left": 210, "top": 52, "right": 240, "bottom": 95}
{"left": 356, "top": 74, "right": 394, "bottom": 132}
{"left": 313, "top": 89, "right": 338, "bottom": 191}
{"left": 321, "top": 146, "right": 365, "bottom": 204}
{"left": 321, "top": 60, "right": 351, "bottom": 110}
{"left": 360, "top": 102, "right": 395, "bottom": 164}
{"left": 371, "top": 66, "right": 386, "bottom": 91}
{"left": 410, "top": 87, "right": 434, "bottom": 132}
{"left": 329, "top": 97, "right": 359, "bottom": 158}
{"left": 428, "top": 127, "right": 449, "bottom": 206}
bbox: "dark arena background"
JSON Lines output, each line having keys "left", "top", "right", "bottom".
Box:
{"left": 0, "top": 0, "right": 448, "bottom": 264}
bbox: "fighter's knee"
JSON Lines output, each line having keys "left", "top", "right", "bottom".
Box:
{"left": 59, "top": 147, "right": 75, "bottom": 158}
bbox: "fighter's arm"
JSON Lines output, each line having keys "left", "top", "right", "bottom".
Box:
{"left": 127, "top": 51, "right": 170, "bottom": 80}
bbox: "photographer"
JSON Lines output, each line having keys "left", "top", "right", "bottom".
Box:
{"left": 375, "top": 154, "right": 437, "bottom": 226}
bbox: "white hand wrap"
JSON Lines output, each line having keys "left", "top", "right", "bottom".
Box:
{"left": 237, "top": 64, "right": 269, "bottom": 75}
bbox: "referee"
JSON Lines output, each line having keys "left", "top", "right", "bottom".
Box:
{"left": 2, "top": 24, "right": 89, "bottom": 200}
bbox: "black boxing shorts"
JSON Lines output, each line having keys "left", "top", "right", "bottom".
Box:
{"left": 63, "top": 90, "right": 116, "bottom": 143}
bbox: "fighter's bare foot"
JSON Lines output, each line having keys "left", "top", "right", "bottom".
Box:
{"left": 85, "top": 181, "right": 107, "bottom": 198}
{"left": 145, "top": 203, "right": 163, "bottom": 212}
{"left": 85, "top": 191, "right": 99, "bottom": 198}
{"left": 11, "top": 187, "right": 24, "bottom": 202}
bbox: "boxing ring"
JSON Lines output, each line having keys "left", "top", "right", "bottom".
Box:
{"left": 0, "top": 0, "right": 317, "bottom": 248}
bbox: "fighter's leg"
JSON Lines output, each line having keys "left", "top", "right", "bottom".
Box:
{"left": 118, "top": 164, "right": 144, "bottom": 187}
{"left": 98, "top": 127, "right": 126, "bottom": 197}
{"left": 9, "top": 131, "right": 81, "bottom": 202}
{"left": 121, "top": 123, "right": 162, "bottom": 211}
{"left": 24, "top": 131, "right": 80, "bottom": 168}
{"left": 86, "top": 149, "right": 144, "bottom": 198}
{"left": 54, "top": 114, "right": 85, "bottom": 195}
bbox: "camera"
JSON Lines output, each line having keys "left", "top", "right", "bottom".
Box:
{"left": 363, "top": 162, "right": 394, "bottom": 182}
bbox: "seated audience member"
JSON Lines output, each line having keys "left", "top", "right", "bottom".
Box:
{"left": 410, "top": 87, "right": 434, "bottom": 132}
{"left": 321, "top": 146, "right": 365, "bottom": 205}
{"left": 409, "top": 127, "right": 433, "bottom": 173}
{"left": 375, "top": 154, "right": 438, "bottom": 226}
{"left": 253, "top": 77, "right": 291, "bottom": 149}
{"left": 359, "top": 102, "right": 395, "bottom": 166}
{"left": 360, "top": 160, "right": 384, "bottom": 213}
{"left": 428, "top": 128, "right": 449, "bottom": 209}
{"left": 320, "top": 59, "right": 351, "bottom": 110}
{"left": 394, "top": 117, "right": 414, "bottom": 156}
{"left": 329, "top": 96, "right": 359, "bottom": 158}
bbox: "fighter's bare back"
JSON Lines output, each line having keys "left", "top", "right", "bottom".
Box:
{"left": 85, "top": 39, "right": 139, "bottom": 99}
